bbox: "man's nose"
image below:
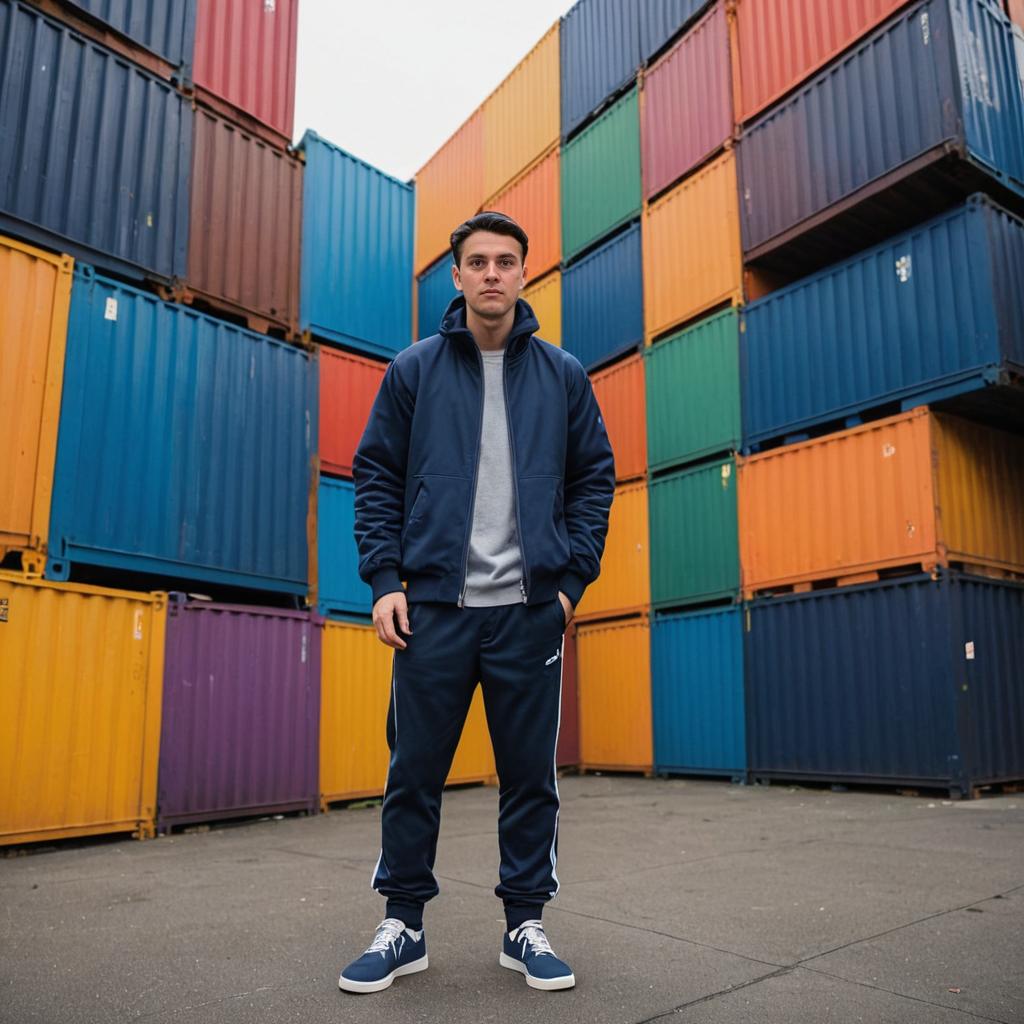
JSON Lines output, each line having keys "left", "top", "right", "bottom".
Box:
{"left": 484, "top": 262, "right": 500, "bottom": 279}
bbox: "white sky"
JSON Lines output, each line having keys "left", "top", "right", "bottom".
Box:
{"left": 293, "top": 1, "right": 575, "bottom": 182}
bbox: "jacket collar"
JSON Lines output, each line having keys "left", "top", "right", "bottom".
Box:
{"left": 439, "top": 295, "right": 540, "bottom": 363}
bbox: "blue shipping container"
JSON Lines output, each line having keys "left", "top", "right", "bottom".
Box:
{"left": 47, "top": 267, "right": 314, "bottom": 595}
{"left": 651, "top": 606, "right": 746, "bottom": 777}
{"left": 745, "top": 572, "right": 1024, "bottom": 798}
{"left": 738, "top": 0, "right": 1024, "bottom": 266}
{"left": 0, "top": 0, "right": 192, "bottom": 283}
{"left": 742, "top": 194, "right": 1024, "bottom": 450}
{"left": 299, "top": 131, "right": 414, "bottom": 358}
{"left": 417, "top": 253, "right": 456, "bottom": 340}
{"left": 317, "top": 477, "right": 373, "bottom": 617}
{"left": 562, "top": 222, "right": 644, "bottom": 369}
{"left": 639, "top": 0, "right": 711, "bottom": 63}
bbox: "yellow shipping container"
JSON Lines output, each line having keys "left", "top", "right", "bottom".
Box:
{"left": 576, "top": 616, "right": 652, "bottom": 771}
{"left": 0, "top": 236, "right": 72, "bottom": 573}
{"left": 642, "top": 149, "right": 743, "bottom": 342}
{"left": 0, "top": 575, "right": 166, "bottom": 846}
{"left": 523, "top": 269, "right": 561, "bottom": 347}
{"left": 574, "top": 480, "right": 649, "bottom": 622}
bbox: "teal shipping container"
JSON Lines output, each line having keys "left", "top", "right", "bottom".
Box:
{"left": 317, "top": 477, "right": 373, "bottom": 617}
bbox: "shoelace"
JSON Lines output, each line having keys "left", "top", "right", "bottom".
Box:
{"left": 516, "top": 920, "right": 554, "bottom": 957}
{"left": 365, "top": 917, "right": 405, "bottom": 955}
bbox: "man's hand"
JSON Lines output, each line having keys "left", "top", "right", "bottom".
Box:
{"left": 557, "top": 590, "right": 574, "bottom": 628}
{"left": 373, "top": 591, "right": 411, "bottom": 650}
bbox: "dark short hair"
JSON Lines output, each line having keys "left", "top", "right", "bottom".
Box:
{"left": 450, "top": 211, "right": 529, "bottom": 266}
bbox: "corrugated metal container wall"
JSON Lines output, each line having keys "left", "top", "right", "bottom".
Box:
{"left": 188, "top": 105, "right": 302, "bottom": 336}
{"left": 737, "top": 0, "right": 1024, "bottom": 268}
{"left": 299, "top": 132, "right": 414, "bottom": 358}
{"left": 0, "top": 237, "right": 71, "bottom": 573}
{"left": 484, "top": 147, "right": 561, "bottom": 279}
{"left": 557, "top": 623, "right": 580, "bottom": 766}
{"left": 562, "top": 223, "right": 644, "bottom": 369}
{"left": 0, "top": 0, "right": 192, "bottom": 284}
{"left": 574, "top": 481, "right": 650, "bottom": 621}
{"left": 47, "top": 268, "right": 314, "bottom": 594}
{"left": 483, "top": 22, "right": 560, "bottom": 198}
{"left": 319, "top": 348, "right": 387, "bottom": 479}
{"left": 590, "top": 354, "right": 647, "bottom": 481}
{"left": 158, "top": 602, "right": 321, "bottom": 828}
{"left": 742, "top": 195, "right": 1024, "bottom": 450}
{"left": 415, "top": 111, "right": 485, "bottom": 274}
{"left": 562, "top": 87, "right": 641, "bottom": 261}
{"left": 738, "top": 409, "right": 1024, "bottom": 598}
{"left": 416, "top": 254, "right": 456, "bottom": 340}
{"left": 193, "top": 0, "right": 298, "bottom": 142}
{"left": 317, "top": 477, "right": 373, "bottom": 617}
{"left": 645, "top": 309, "right": 741, "bottom": 471}
{"left": 576, "top": 617, "right": 653, "bottom": 771}
{"left": 641, "top": 3, "right": 732, "bottom": 199}
{"left": 649, "top": 458, "right": 739, "bottom": 607}
{"left": 523, "top": 271, "right": 562, "bottom": 346}
{"left": 746, "top": 573, "right": 1024, "bottom": 796}
{"left": 651, "top": 607, "right": 745, "bottom": 776}
{"left": 0, "top": 575, "right": 166, "bottom": 845}
{"left": 643, "top": 150, "right": 742, "bottom": 340}
{"left": 639, "top": 0, "right": 712, "bottom": 61}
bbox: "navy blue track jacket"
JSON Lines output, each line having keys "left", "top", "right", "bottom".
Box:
{"left": 352, "top": 295, "right": 616, "bottom": 610}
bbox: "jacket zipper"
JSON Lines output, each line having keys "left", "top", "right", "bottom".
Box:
{"left": 458, "top": 344, "right": 486, "bottom": 607}
{"left": 502, "top": 352, "right": 529, "bottom": 604}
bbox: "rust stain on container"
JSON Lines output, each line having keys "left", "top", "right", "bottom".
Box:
{"left": 523, "top": 270, "right": 561, "bottom": 346}
{"left": 590, "top": 353, "right": 647, "bottom": 482}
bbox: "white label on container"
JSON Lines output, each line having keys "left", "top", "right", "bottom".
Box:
{"left": 264, "top": 0, "right": 275, "bottom": 10}
{"left": 721, "top": 464, "right": 732, "bottom": 484}
{"left": 882, "top": 443, "right": 896, "bottom": 458}
{"left": 133, "top": 609, "right": 144, "bottom": 641}
{"left": 301, "top": 634, "right": 308, "bottom": 664}
{"left": 895, "top": 254, "right": 912, "bottom": 282}
{"left": 104, "top": 297, "right": 118, "bottom": 321}
{"left": 921, "top": 12, "right": 930, "bottom": 45}
{"left": 965, "top": 641, "right": 975, "bottom": 660}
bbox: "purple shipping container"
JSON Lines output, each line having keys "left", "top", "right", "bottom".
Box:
{"left": 157, "top": 599, "right": 322, "bottom": 829}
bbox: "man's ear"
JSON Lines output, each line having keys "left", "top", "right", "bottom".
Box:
{"left": 451, "top": 263, "right": 463, "bottom": 293}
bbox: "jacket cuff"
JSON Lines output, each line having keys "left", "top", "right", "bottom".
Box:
{"left": 557, "top": 571, "right": 587, "bottom": 610}
{"left": 370, "top": 567, "right": 405, "bottom": 605}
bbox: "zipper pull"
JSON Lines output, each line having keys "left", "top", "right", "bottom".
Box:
{"left": 520, "top": 578, "right": 527, "bottom": 604}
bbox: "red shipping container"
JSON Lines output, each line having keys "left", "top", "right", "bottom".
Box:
{"left": 319, "top": 347, "right": 387, "bottom": 478}
{"left": 557, "top": 623, "right": 580, "bottom": 768}
{"left": 194, "top": 0, "right": 299, "bottom": 146}
{"left": 641, "top": 3, "right": 733, "bottom": 199}
{"left": 590, "top": 353, "right": 647, "bottom": 482}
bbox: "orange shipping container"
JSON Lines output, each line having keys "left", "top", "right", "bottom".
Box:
{"left": 642, "top": 150, "right": 743, "bottom": 342}
{"left": 576, "top": 617, "right": 652, "bottom": 772}
{"left": 738, "top": 409, "right": 1024, "bottom": 599}
{"left": 590, "top": 353, "right": 647, "bottom": 482}
{"left": 319, "top": 347, "right": 387, "bottom": 478}
{"left": 0, "top": 236, "right": 72, "bottom": 573}
{"left": 523, "top": 270, "right": 561, "bottom": 346}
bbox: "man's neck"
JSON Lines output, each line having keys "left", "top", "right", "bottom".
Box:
{"left": 466, "top": 304, "right": 515, "bottom": 352}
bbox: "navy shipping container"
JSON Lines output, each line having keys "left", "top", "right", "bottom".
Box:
{"left": 47, "top": 267, "right": 314, "bottom": 595}
{"left": 0, "top": 0, "right": 192, "bottom": 284}
{"left": 738, "top": 0, "right": 1024, "bottom": 273}
{"left": 562, "top": 222, "right": 644, "bottom": 369}
{"left": 639, "top": 0, "right": 711, "bottom": 63}
{"left": 742, "top": 195, "right": 1024, "bottom": 450}
{"left": 417, "top": 253, "right": 456, "bottom": 340}
{"left": 745, "top": 572, "right": 1024, "bottom": 798}
{"left": 651, "top": 606, "right": 746, "bottom": 778}
{"left": 299, "top": 131, "right": 414, "bottom": 358}
{"left": 317, "top": 477, "right": 373, "bottom": 617}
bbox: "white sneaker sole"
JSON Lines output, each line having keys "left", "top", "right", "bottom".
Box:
{"left": 499, "top": 952, "right": 576, "bottom": 990}
{"left": 338, "top": 953, "right": 429, "bottom": 993}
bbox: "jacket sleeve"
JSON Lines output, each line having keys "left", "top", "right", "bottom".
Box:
{"left": 558, "top": 362, "right": 616, "bottom": 608}
{"left": 352, "top": 359, "right": 414, "bottom": 605}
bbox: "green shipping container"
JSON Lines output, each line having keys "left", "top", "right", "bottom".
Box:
{"left": 649, "top": 457, "right": 739, "bottom": 609}
{"left": 645, "top": 309, "right": 741, "bottom": 472}
{"left": 561, "top": 87, "right": 641, "bottom": 262}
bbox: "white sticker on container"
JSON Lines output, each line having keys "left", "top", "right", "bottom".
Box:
{"left": 721, "top": 463, "right": 732, "bottom": 484}
{"left": 301, "top": 634, "right": 308, "bottom": 664}
{"left": 104, "top": 297, "right": 118, "bottom": 321}
{"left": 921, "top": 12, "right": 930, "bottom": 45}
{"left": 965, "top": 641, "right": 975, "bottom": 660}
{"left": 133, "top": 609, "right": 144, "bottom": 641}
{"left": 264, "top": 0, "right": 275, "bottom": 10}
{"left": 895, "top": 254, "right": 912, "bottom": 283}
{"left": 882, "top": 443, "right": 896, "bottom": 458}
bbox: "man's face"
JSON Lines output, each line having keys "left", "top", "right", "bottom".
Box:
{"left": 452, "top": 231, "right": 526, "bottom": 320}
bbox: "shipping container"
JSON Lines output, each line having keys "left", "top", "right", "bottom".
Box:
{"left": 157, "top": 600, "right": 321, "bottom": 829}
{"left": 738, "top": 0, "right": 1024, "bottom": 273}
{"left": 484, "top": 146, "right": 561, "bottom": 279}
{"left": 193, "top": 0, "right": 298, "bottom": 145}
{"left": 317, "top": 477, "right": 373, "bottom": 617}
{"left": 649, "top": 457, "right": 740, "bottom": 608}
{"left": 746, "top": 572, "right": 1024, "bottom": 798}
{"left": 557, "top": 623, "right": 580, "bottom": 766}
{"left": 0, "top": 236, "right": 71, "bottom": 573}
{"left": 446, "top": 687, "right": 499, "bottom": 786}
{"left": 645, "top": 308, "right": 741, "bottom": 471}
{"left": 187, "top": 104, "right": 302, "bottom": 337}
{"left": 640, "top": 0, "right": 712, "bottom": 61}
{"left": 561, "top": 87, "right": 642, "bottom": 260}
{"left": 319, "top": 348, "right": 387, "bottom": 479}
{"left": 742, "top": 195, "right": 1024, "bottom": 450}
{"left": 415, "top": 111, "right": 485, "bottom": 274}
{"left": 416, "top": 254, "right": 456, "bottom": 340}
{"left": 523, "top": 270, "right": 562, "bottom": 346}
{"left": 562, "top": 223, "right": 644, "bottom": 369}
{"left": 574, "top": 480, "right": 650, "bottom": 621}
{"left": 0, "top": 575, "right": 166, "bottom": 845}
{"left": 0, "top": 0, "right": 192, "bottom": 284}
{"left": 482, "top": 22, "right": 560, "bottom": 199}
{"left": 47, "top": 267, "right": 314, "bottom": 594}
{"left": 590, "top": 354, "right": 647, "bottom": 481}
{"left": 651, "top": 606, "right": 745, "bottom": 777}
{"left": 299, "top": 131, "right": 414, "bottom": 358}
{"left": 643, "top": 150, "right": 742, "bottom": 341}
{"left": 576, "top": 616, "right": 653, "bottom": 771}
{"left": 738, "top": 409, "right": 1024, "bottom": 598}
{"left": 641, "top": 3, "right": 732, "bottom": 199}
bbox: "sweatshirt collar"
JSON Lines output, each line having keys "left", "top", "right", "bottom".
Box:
{"left": 438, "top": 295, "right": 540, "bottom": 362}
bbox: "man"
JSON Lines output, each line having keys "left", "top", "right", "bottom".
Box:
{"left": 340, "top": 211, "right": 615, "bottom": 994}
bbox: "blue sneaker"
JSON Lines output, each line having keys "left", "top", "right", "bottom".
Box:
{"left": 500, "top": 920, "right": 575, "bottom": 990}
{"left": 338, "top": 918, "right": 428, "bottom": 993}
